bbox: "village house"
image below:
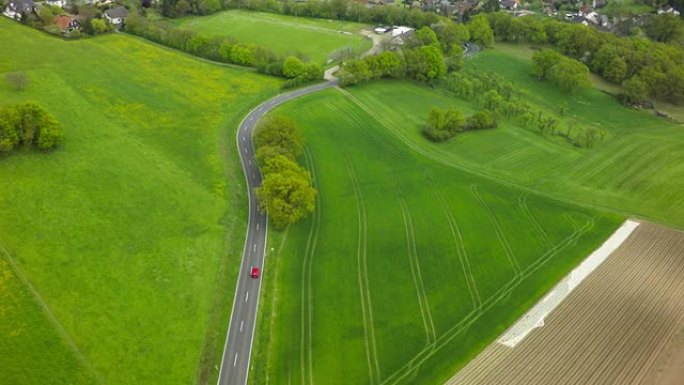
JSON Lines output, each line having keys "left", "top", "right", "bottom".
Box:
{"left": 657, "top": 5, "right": 681, "bottom": 16}
{"left": 104, "top": 6, "right": 127, "bottom": 25}
{"left": 54, "top": 14, "right": 80, "bottom": 33}
{"left": 45, "top": 0, "right": 65, "bottom": 8}
{"left": 2, "top": 0, "right": 34, "bottom": 20}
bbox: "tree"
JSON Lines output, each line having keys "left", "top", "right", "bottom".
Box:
{"left": 468, "top": 14, "right": 494, "bottom": 48}
{"left": 283, "top": 56, "right": 306, "bottom": 78}
{"left": 434, "top": 22, "right": 469, "bottom": 54}
{"left": 198, "top": 0, "right": 221, "bottom": 15}
{"left": 91, "top": 18, "right": 108, "bottom": 34}
{"left": 644, "top": 13, "right": 683, "bottom": 43}
{"left": 532, "top": 49, "right": 562, "bottom": 80}
{"left": 548, "top": 58, "right": 590, "bottom": 93}
{"left": 5, "top": 72, "right": 29, "bottom": 91}
{"left": 0, "top": 115, "right": 19, "bottom": 153}
{"left": 620, "top": 76, "right": 650, "bottom": 106}
{"left": 446, "top": 44, "right": 464, "bottom": 72}
{"left": 603, "top": 56, "right": 627, "bottom": 83}
{"left": 254, "top": 115, "right": 304, "bottom": 160}
{"left": 175, "top": 0, "right": 191, "bottom": 16}
{"left": 229, "top": 44, "right": 255, "bottom": 66}
{"left": 338, "top": 59, "right": 371, "bottom": 86}
{"left": 256, "top": 163, "right": 316, "bottom": 230}
{"left": 415, "top": 26, "right": 439, "bottom": 48}
{"left": 466, "top": 110, "right": 497, "bottom": 130}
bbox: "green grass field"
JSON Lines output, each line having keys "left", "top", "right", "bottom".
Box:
{"left": 252, "top": 45, "right": 684, "bottom": 384}
{"left": 0, "top": 18, "right": 281, "bottom": 384}
{"left": 251, "top": 86, "right": 622, "bottom": 385}
{"left": 338, "top": 53, "right": 684, "bottom": 228}
{"left": 172, "top": 10, "right": 372, "bottom": 65}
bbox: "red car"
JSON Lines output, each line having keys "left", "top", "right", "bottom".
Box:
{"left": 250, "top": 266, "right": 260, "bottom": 279}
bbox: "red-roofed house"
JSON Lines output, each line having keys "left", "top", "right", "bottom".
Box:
{"left": 53, "top": 15, "right": 80, "bottom": 33}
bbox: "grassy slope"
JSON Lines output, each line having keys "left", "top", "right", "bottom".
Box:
{"left": 0, "top": 19, "right": 280, "bottom": 384}
{"left": 253, "top": 87, "right": 621, "bottom": 385}
{"left": 343, "top": 54, "right": 684, "bottom": 228}
{"left": 172, "top": 10, "right": 372, "bottom": 65}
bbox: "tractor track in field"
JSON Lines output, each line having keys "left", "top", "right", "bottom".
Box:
{"left": 470, "top": 185, "right": 522, "bottom": 277}
{"left": 344, "top": 157, "right": 382, "bottom": 384}
{"left": 300, "top": 149, "right": 320, "bottom": 385}
{"left": 379, "top": 216, "right": 595, "bottom": 385}
{"left": 518, "top": 192, "right": 553, "bottom": 248}
{"left": 447, "top": 223, "right": 684, "bottom": 385}
{"left": 398, "top": 198, "right": 437, "bottom": 345}
{"left": 426, "top": 175, "right": 482, "bottom": 309}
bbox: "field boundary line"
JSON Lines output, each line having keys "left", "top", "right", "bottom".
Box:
{"left": 398, "top": 198, "right": 437, "bottom": 345}
{"left": 344, "top": 157, "right": 382, "bottom": 384}
{"left": 0, "top": 241, "right": 106, "bottom": 385}
{"left": 379, "top": 216, "right": 596, "bottom": 385}
{"left": 497, "top": 219, "right": 640, "bottom": 348}
{"left": 470, "top": 185, "right": 522, "bottom": 276}
{"left": 427, "top": 175, "right": 482, "bottom": 309}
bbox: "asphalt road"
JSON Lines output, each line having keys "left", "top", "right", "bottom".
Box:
{"left": 217, "top": 79, "right": 337, "bottom": 385}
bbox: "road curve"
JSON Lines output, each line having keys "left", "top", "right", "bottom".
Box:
{"left": 217, "top": 79, "right": 337, "bottom": 385}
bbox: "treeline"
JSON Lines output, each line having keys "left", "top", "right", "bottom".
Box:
{"left": 0, "top": 102, "right": 63, "bottom": 154}
{"left": 532, "top": 49, "right": 590, "bottom": 93}
{"left": 422, "top": 107, "right": 497, "bottom": 142}
{"left": 156, "top": 0, "right": 445, "bottom": 28}
{"left": 445, "top": 70, "right": 606, "bottom": 148}
{"left": 254, "top": 116, "right": 316, "bottom": 230}
{"left": 338, "top": 17, "right": 493, "bottom": 86}
{"left": 485, "top": 12, "right": 684, "bottom": 105}
{"left": 125, "top": 14, "right": 322, "bottom": 82}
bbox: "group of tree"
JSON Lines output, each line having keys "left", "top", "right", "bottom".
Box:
{"left": 422, "top": 106, "right": 497, "bottom": 142}
{"left": 253, "top": 115, "right": 316, "bottom": 230}
{"left": 0, "top": 102, "right": 63, "bottom": 154}
{"left": 485, "top": 12, "right": 684, "bottom": 105}
{"left": 532, "top": 49, "right": 590, "bottom": 93}
{"left": 126, "top": 15, "right": 322, "bottom": 81}
{"left": 445, "top": 70, "right": 606, "bottom": 148}
{"left": 338, "top": 19, "right": 486, "bottom": 86}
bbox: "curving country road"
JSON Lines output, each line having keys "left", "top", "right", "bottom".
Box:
{"left": 217, "top": 79, "right": 337, "bottom": 385}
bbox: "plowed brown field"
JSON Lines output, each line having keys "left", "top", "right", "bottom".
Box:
{"left": 447, "top": 222, "right": 684, "bottom": 385}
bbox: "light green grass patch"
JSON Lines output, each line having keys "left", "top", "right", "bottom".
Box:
{"left": 0, "top": 18, "right": 281, "bottom": 385}
{"left": 172, "top": 10, "right": 372, "bottom": 65}
{"left": 251, "top": 87, "right": 622, "bottom": 385}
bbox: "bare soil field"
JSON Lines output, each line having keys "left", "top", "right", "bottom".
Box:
{"left": 447, "top": 222, "right": 684, "bottom": 385}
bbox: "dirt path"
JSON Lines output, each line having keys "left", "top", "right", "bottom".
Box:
{"left": 446, "top": 222, "right": 684, "bottom": 385}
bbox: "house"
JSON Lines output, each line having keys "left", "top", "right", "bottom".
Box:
{"left": 390, "top": 26, "right": 415, "bottom": 47}
{"left": 45, "top": 0, "right": 65, "bottom": 8}
{"left": 54, "top": 14, "right": 80, "bottom": 33}
{"left": 2, "top": 0, "right": 34, "bottom": 20}
{"left": 657, "top": 5, "right": 681, "bottom": 16}
{"left": 500, "top": 0, "right": 518, "bottom": 10}
{"left": 104, "top": 6, "right": 127, "bottom": 25}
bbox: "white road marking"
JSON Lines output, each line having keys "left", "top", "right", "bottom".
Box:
{"left": 256, "top": 223, "right": 260, "bottom": 231}
{"left": 245, "top": 291, "right": 249, "bottom": 302}
{"left": 248, "top": 117, "right": 254, "bottom": 122}
{"left": 253, "top": 243, "right": 257, "bottom": 252}
{"left": 248, "top": 160, "right": 252, "bottom": 165}
{"left": 240, "top": 320, "right": 244, "bottom": 333}
{"left": 233, "top": 353, "right": 238, "bottom": 367}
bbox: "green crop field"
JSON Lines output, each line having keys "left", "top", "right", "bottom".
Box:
{"left": 250, "top": 85, "right": 623, "bottom": 385}
{"left": 0, "top": 18, "right": 281, "bottom": 385}
{"left": 172, "top": 10, "right": 372, "bottom": 65}
{"left": 335, "top": 52, "right": 684, "bottom": 228}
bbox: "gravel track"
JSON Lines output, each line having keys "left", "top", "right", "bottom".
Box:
{"left": 446, "top": 222, "right": 684, "bottom": 385}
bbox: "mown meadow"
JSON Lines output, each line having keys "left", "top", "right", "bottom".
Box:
{"left": 0, "top": 18, "right": 280, "bottom": 385}
{"left": 172, "top": 10, "right": 372, "bottom": 65}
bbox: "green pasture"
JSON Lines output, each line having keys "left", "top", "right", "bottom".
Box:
{"left": 251, "top": 87, "right": 622, "bottom": 385}
{"left": 0, "top": 18, "right": 280, "bottom": 385}
{"left": 172, "top": 10, "right": 372, "bottom": 65}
